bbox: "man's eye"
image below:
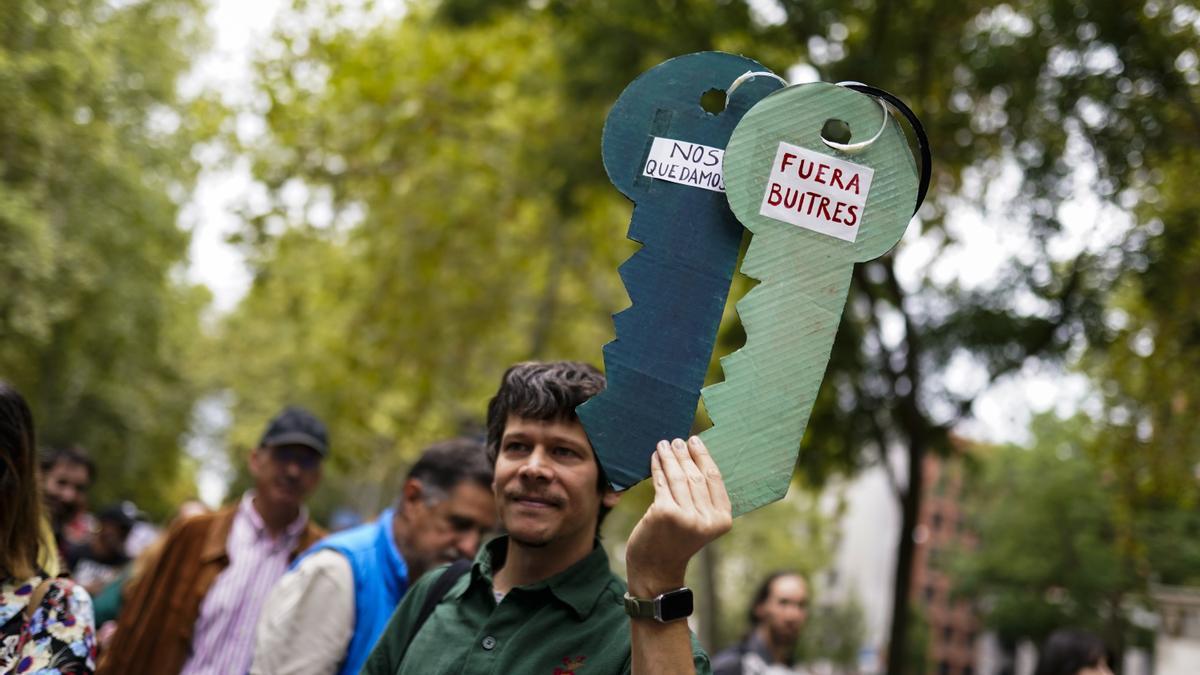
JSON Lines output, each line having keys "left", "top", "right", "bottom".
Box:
{"left": 448, "top": 516, "right": 475, "bottom": 532}
{"left": 503, "top": 442, "right": 529, "bottom": 454}
{"left": 552, "top": 447, "right": 580, "bottom": 459}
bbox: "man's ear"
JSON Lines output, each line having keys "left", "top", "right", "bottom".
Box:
{"left": 248, "top": 446, "right": 265, "bottom": 479}
{"left": 401, "top": 478, "right": 424, "bottom": 511}
{"left": 602, "top": 488, "right": 622, "bottom": 509}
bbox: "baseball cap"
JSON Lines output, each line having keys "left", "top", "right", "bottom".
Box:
{"left": 98, "top": 500, "right": 142, "bottom": 533}
{"left": 259, "top": 406, "right": 329, "bottom": 457}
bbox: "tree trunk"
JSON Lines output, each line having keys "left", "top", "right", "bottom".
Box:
{"left": 697, "top": 543, "right": 721, "bottom": 652}
{"left": 885, "top": 439, "right": 925, "bottom": 675}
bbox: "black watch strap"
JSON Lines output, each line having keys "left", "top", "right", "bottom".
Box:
{"left": 623, "top": 587, "right": 693, "bottom": 622}
{"left": 623, "top": 592, "right": 658, "bottom": 620}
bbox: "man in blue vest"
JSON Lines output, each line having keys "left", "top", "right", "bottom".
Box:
{"left": 251, "top": 438, "right": 496, "bottom": 675}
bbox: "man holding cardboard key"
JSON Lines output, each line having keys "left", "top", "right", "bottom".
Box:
{"left": 363, "top": 361, "right": 729, "bottom": 674}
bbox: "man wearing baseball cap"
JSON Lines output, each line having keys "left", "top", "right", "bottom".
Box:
{"left": 99, "top": 406, "right": 330, "bottom": 675}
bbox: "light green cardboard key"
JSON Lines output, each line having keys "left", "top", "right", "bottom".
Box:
{"left": 702, "top": 82, "right": 920, "bottom": 516}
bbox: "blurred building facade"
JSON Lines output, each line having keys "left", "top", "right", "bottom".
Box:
{"left": 821, "top": 445, "right": 1001, "bottom": 675}
{"left": 1151, "top": 584, "right": 1200, "bottom": 674}
{"left": 910, "top": 452, "right": 984, "bottom": 675}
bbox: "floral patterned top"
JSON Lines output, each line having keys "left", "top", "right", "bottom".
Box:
{"left": 0, "top": 574, "right": 97, "bottom": 674}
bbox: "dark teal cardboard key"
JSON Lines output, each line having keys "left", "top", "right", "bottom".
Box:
{"left": 576, "top": 52, "right": 784, "bottom": 490}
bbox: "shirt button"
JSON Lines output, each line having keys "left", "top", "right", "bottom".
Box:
{"left": 481, "top": 636, "right": 497, "bottom": 650}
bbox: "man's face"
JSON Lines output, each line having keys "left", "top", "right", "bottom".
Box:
{"left": 249, "top": 443, "right": 323, "bottom": 512}
{"left": 757, "top": 575, "right": 809, "bottom": 646}
{"left": 493, "top": 415, "right": 618, "bottom": 550}
{"left": 42, "top": 460, "right": 90, "bottom": 525}
{"left": 95, "top": 521, "right": 128, "bottom": 558}
{"left": 397, "top": 480, "right": 496, "bottom": 580}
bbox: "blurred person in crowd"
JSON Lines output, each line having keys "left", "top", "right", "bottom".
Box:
{"left": 92, "top": 500, "right": 211, "bottom": 648}
{"left": 1033, "top": 629, "right": 1113, "bottom": 675}
{"left": 712, "top": 571, "right": 811, "bottom": 675}
{"left": 40, "top": 444, "right": 96, "bottom": 557}
{"left": 1, "top": 381, "right": 96, "bottom": 672}
{"left": 253, "top": 437, "right": 496, "bottom": 675}
{"left": 68, "top": 501, "right": 139, "bottom": 596}
{"left": 98, "top": 406, "right": 329, "bottom": 675}
{"left": 363, "top": 361, "right": 731, "bottom": 675}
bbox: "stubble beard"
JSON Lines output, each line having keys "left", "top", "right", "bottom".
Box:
{"left": 509, "top": 533, "right": 552, "bottom": 549}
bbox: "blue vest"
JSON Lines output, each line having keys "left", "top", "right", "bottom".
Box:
{"left": 294, "top": 508, "right": 409, "bottom": 675}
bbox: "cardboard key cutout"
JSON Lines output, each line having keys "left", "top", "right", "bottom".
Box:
{"left": 576, "top": 52, "right": 785, "bottom": 490}
{"left": 702, "top": 82, "right": 924, "bottom": 515}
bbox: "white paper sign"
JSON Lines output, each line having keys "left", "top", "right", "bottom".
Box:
{"left": 642, "top": 137, "right": 726, "bottom": 192}
{"left": 758, "top": 142, "right": 874, "bottom": 242}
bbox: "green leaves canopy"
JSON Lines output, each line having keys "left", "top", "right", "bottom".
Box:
{"left": 0, "top": 0, "right": 218, "bottom": 516}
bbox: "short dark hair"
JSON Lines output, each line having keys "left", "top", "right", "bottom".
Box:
{"left": 1033, "top": 629, "right": 1109, "bottom": 675}
{"left": 484, "top": 361, "right": 611, "bottom": 530}
{"left": 748, "top": 570, "right": 807, "bottom": 626}
{"left": 39, "top": 445, "right": 96, "bottom": 484}
{"left": 404, "top": 437, "right": 492, "bottom": 504}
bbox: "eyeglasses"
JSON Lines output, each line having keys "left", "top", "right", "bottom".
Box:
{"left": 268, "top": 445, "right": 322, "bottom": 470}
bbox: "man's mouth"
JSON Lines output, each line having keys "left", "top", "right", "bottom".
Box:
{"left": 276, "top": 480, "right": 302, "bottom": 494}
{"left": 507, "top": 493, "right": 562, "bottom": 509}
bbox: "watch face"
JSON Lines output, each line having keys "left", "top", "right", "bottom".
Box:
{"left": 658, "top": 589, "right": 694, "bottom": 620}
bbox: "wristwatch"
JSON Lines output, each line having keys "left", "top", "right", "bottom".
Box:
{"left": 623, "top": 587, "right": 694, "bottom": 622}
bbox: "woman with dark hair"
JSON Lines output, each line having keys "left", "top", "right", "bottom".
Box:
{"left": 0, "top": 381, "right": 97, "bottom": 673}
{"left": 1034, "top": 629, "right": 1113, "bottom": 675}
{"left": 712, "top": 570, "right": 811, "bottom": 675}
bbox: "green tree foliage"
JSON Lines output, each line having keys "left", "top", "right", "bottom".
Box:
{"left": 0, "top": 0, "right": 218, "bottom": 517}
{"left": 798, "top": 596, "right": 869, "bottom": 671}
{"left": 213, "top": 6, "right": 635, "bottom": 508}
{"left": 949, "top": 415, "right": 1140, "bottom": 652}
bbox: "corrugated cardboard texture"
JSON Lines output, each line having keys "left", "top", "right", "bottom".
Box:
{"left": 576, "top": 52, "right": 784, "bottom": 490}
{"left": 703, "top": 82, "right": 920, "bottom": 515}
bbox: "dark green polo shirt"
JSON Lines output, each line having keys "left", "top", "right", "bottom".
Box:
{"left": 362, "top": 536, "right": 711, "bottom": 675}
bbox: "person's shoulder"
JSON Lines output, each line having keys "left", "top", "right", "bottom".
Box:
{"left": 292, "top": 548, "right": 354, "bottom": 585}
{"left": 38, "top": 577, "right": 95, "bottom": 625}
{"left": 174, "top": 505, "right": 229, "bottom": 535}
{"left": 158, "top": 509, "right": 216, "bottom": 545}
{"left": 311, "top": 516, "right": 381, "bottom": 554}
{"left": 411, "top": 561, "right": 465, "bottom": 595}
{"left": 709, "top": 642, "right": 744, "bottom": 675}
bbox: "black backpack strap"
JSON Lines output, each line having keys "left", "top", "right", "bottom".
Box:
{"left": 404, "top": 558, "right": 472, "bottom": 652}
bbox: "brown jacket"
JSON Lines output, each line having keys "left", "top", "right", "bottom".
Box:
{"left": 97, "top": 502, "right": 324, "bottom": 675}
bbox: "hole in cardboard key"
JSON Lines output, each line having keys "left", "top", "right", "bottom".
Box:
{"left": 700, "top": 88, "right": 726, "bottom": 114}
{"left": 821, "top": 119, "right": 852, "bottom": 145}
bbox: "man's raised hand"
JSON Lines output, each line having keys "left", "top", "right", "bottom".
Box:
{"left": 625, "top": 436, "right": 732, "bottom": 595}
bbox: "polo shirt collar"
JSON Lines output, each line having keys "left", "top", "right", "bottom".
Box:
{"left": 465, "top": 536, "right": 612, "bottom": 620}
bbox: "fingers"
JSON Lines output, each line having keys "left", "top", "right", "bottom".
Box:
{"left": 654, "top": 440, "right": 694, "bottom": 511}
{"left": 688, "top": 436, "right": 731, "bottom": 515}
{"left": 673, "top": 437, "right": 714, "bottom": 511}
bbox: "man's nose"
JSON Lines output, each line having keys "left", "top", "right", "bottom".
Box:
{"left": 517, "top": 447, "right": 552, "bottom": 479}
{"left": 458, "top": 529, "right": 482, "bottom": 557}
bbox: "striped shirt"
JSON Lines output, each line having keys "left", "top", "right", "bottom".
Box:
{"left": 180, "top": 491, "right": 309, "bottom": 675}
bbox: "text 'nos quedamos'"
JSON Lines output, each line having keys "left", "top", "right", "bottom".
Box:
{"left": 759, "top": 142, "right": 875, "bottom": 243}
{"left": 642, "top": 137, "right": 727, "bottom": 193}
